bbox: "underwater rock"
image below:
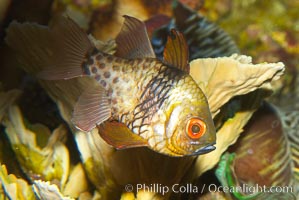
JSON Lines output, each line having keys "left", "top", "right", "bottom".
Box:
{"left": 33, "top": 180, "right": 74, "bottom": 200}
{"left": 1, "top": 105, "right": 70, "bottom": 190}
{"left": 63, "top": 163, "right": 89, "bottom": 198}
{"left": 151, "top": 2, "right": 239, "bottom": 60}
{"left": 0, "top": 0, "right": 11, "bottom": 33}
{"left": 189, "top": 54, "right": 284, "bottom": 116}
{"left": 231, "top": 103, "right": 293, "bottom": 187}
{"left": 0, "top": 89, "right": 21, "bottom": 122}
{"left": 213, "top": 1, "right": 299, "bottom": 97}
{"left": 0, "top": 165, "right": 35, "bottom": 199}
{"left": 214, "top": 102, "right": 296, "bottom": 199}
{"left": 215, "top": 154, "right": 296, "bottom": 200}
{"left": 1, "top": 104, "right": 90, "bottom": 199}
{"left": 282, "top": 108, "right": 299, "bottom": 187}
{"left": 52, "top": 0, "right": 173, "bottom": 41}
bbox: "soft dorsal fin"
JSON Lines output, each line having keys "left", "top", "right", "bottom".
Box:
{"left": 98, "top": 121, "right": 148, "bottom": 149}
{"left": 163, "top": 29, "right": 189, "bottom": 73}
{"left": 115, "top": 15, "right": 156, "bottom": 59}
{"left": 72, "top": 83, "right": 111, "bottom": 132}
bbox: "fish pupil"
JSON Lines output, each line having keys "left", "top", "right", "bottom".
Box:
{"left": 191, "top": 124, "right": 200, "bottom": 134}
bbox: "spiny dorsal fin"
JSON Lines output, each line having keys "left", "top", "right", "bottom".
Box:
{"left": 72, "top": 83, "right": 111, "bottom": 132}
{"left": 98, "top": 121, "right": 148, "bottom": 149}
{"left": 163, "top": 29, "right": 189, "bottom": 73}
{"left": 115, "top": 15, "right": 156, "bottom": 59}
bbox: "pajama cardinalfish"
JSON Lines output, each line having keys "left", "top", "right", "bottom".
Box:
{"left": 5, "top": 16, "right": 216, "bottom": 157}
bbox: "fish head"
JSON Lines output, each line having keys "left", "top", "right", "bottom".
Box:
{"left": 169, "top": 103, "right": 216, "bottom": 156}
{"left": 151, "top": 77, "right": 216, "bottom": 157}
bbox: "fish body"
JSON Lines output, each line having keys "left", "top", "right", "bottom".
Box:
{"left": 5, "top": 16, "right": 216, "bottom": 157}
{"left": 82, "top": 51, "right": 214, "bottom": 155}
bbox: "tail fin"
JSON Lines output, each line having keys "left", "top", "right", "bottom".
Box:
{"left": 5, "top": 16, "right": 94, "bottom": 80}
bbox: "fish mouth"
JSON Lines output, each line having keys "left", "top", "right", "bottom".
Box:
{"left": 191, "top": 144, "right": 216, "bottom": 156}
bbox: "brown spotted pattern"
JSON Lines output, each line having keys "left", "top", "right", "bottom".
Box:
{"left": 82, "top": 51, "right": 183, "bottom": 137}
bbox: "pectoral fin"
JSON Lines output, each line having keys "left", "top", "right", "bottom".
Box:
{"left": 72, "top": 83, "right": 111, "bottom": 132}
{"left": 115, "top": 15, "right": 156, "bottom": 59}
{"left": 163, "top": 29, "right": 189, "bottom": 73}
{"left": 98, "top": 121, "right": 148, "bottom": 149}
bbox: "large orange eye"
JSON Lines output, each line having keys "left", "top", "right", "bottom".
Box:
{"left": 186, "top": 118, "right": 206, "bottom": 139}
